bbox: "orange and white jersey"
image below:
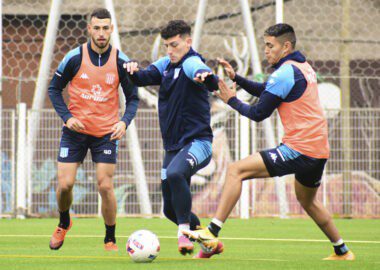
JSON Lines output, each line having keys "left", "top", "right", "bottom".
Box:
{"left": 277, "top": 60, "right": 330, "bottom": 159}
{"left": 67, "top": 44, "right": 120, "bottom": 137}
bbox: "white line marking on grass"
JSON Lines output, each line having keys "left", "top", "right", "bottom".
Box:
{"left": 0, "top": 234, "right": 379, "bottom": 244}
{"left": 0, "top": 254, "right": 288, "bottom": 262}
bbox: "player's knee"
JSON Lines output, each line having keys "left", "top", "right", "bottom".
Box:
{"left": 296, "top": 193, "right": 315, "bottom": 209}
{"left": 226, "top": 163, "right": 240, "bottom": 180}
{"left": 58, "top": 182, "right": 74, "bottom": 193}
{"left": 98, "top": 179, "right": 114, "bottom": 195}
{"left": 166, "top": 169, "right": 185, "bottom": 183}
{"left": 57, "top": 176, "right": 74, "bottom": 193}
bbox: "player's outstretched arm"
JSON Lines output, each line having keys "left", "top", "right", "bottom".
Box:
{"left": 194, "top": 71, "right": 219, "bottom": 91}
{"left": 217, "top": 57, "right": 236, "bottom": 80}
{"left": 183, "top": 56, "right": 218, "bottom": 91}
{"left": 124, "top": 61, "right": 140, "bottom": 74}
{"left": 215, "top": 79, "right": 236, "bottom": 103}
{"left": 217, "top": 79, "right": 281, "bottom": 122}
{"left": 123, "top": 61, "right": 162, "bottom": 87}
{"left": 217, "top": 57, "right": 265, "bottom": 97}
{"left": 194, "top": 71, "right": 213, "bottom": 83}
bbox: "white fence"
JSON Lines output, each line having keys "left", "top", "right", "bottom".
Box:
{"left": 1, "top": 107, "right": 380, "bottom": 218}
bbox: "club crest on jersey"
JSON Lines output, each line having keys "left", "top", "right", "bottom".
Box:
{"left": 173, "top": 68, "right": 181, "bottom": 79}
{"left": 60, "top": 147, "right": 69, "bottom": 158}
{"left": 105, "top": 73, "right": 115, "bottom": 85}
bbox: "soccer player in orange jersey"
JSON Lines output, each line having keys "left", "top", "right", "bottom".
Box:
{"left": 183, "top": 23, "right": 354, "bottom": 261}
{"left": 48, "top": 8, "right": 139, "bottom": 251}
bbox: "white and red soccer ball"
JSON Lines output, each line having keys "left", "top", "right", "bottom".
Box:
{"left": 126, "top": 230, "right": 160, "bottom": 263}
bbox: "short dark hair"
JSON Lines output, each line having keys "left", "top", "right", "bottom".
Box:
{"left": 264, "top": 23, "right": 296, "bottom": 48}
{"left": 90, "top": 8, "right": 111, "bottom": 20}
{"left": 161, "top": 20, "right": 191, "bottom": 40}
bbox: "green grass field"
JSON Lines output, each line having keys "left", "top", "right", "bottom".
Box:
{"left": 0, "top": 218, "right": 379, "bottom": 270}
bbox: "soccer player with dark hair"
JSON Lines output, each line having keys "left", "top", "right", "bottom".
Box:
{"left": 125, "top": 20, "right": 221, "bottom": 257}
{"left": 48, "top": 8, "right": 139, "bottom": 251}
{"left": 183, "top": 23, "right": 355, "bottom": 261}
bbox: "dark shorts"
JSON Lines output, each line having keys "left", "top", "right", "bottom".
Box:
{"left": 161, "top": 139, "right": 212, "bottom": 181}
{"left": 259, "top": 144, "right": 327, "bottom": 188}
{"left": 57, "top": 127, "right": 119, "bottom": 164}
{"left": 160, "top": 139, "right": 212, "bottom": 200}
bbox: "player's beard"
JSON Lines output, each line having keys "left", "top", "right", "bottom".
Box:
{"left": 92, "top": 36, "right": 110, "bottom": 50}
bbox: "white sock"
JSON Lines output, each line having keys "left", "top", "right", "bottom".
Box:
{"left": 332, "top": 239, "right": 344, "bottom": 246}
{"left": 211, "top": 218, "right": 224, "bottom": 228}
{"left": 178, "top": 223, "right": 190, "bottom": 238}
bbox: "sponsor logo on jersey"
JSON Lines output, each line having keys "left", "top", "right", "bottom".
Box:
{"left": 80, "top": 84, "right": 108, "bottom": 102}
{"left": 91, "top": 84, "right": 102, "bottom": 96}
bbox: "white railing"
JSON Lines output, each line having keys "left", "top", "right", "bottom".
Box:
{"left": 1, "top": 108, "right": 380, "bottom": 218}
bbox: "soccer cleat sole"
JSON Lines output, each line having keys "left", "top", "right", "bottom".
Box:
{"left": 104, "top": 242, "right": 119, "bottom": 251}
{"left": 179, "top": 246, "right": 194, "bottom": 255}
{"left": 181, "top": 230, "right": 201, "bottom": 242}
{"left": 49, "top": 240, "right": 64, "bottom": 250}
{"left": 323, "top": 251, "right": 355, "bottom": 261}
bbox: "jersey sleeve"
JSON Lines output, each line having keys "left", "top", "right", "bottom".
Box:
{"left": 264, "top": 64, "right": 295, "bottom": 100}
{"left": 182, "top": 56, "right": 211, "bottom": 81}
{"left": 48, "top": 47, "right": 81, "bottom": 123}
{"left": 152, "top": 56, "right": 171, "bottom": 75}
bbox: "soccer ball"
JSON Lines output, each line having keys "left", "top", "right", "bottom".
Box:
{"left": 126, "top": 230, "right": 160, "bottom": 263}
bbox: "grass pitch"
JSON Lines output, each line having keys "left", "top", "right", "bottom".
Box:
{"left": 0, "top": 217, "right": 379, "bottom": 270}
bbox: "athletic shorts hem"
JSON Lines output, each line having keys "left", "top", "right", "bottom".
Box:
{"left": 294, "top": 177, "right": 322, "bottom": 188}
{"left": 57, "top": 158, "right": 83, "bottom": 163}
{"left": 259, "top": 151, "right": 276, "bottom": 177}
{"left": 92, "top": 158, "right": 117, "bottom": 164}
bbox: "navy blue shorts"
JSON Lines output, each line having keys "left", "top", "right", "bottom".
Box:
{"left": 57, "top": 127, "right": 119, "bottom": 164}
{"left": 160, "top": 139, "right": 212, "bottom": 200}
{"left": 259, "top": 144, "right": 327, "bottom": 188}
{"left": 161, "top": 139, "right": 212, "bottom": 182}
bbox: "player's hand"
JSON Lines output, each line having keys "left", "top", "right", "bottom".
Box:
{"left": 194, "top": 71, "right": 213, "bottom": 83}
{"left": 217, "top": 57, "right": 236, "bottom": 80}
{"left": 123, "top": 61, "right": 139, "bottom": 75}
{"left": 110, "top": 121, "right": 127, "bottom": 141}
{"left": 66, "top": 117, "right": 85, "bottom": 132}
{"left": 215, "top": 79, "right": 237, "bottom": 104}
